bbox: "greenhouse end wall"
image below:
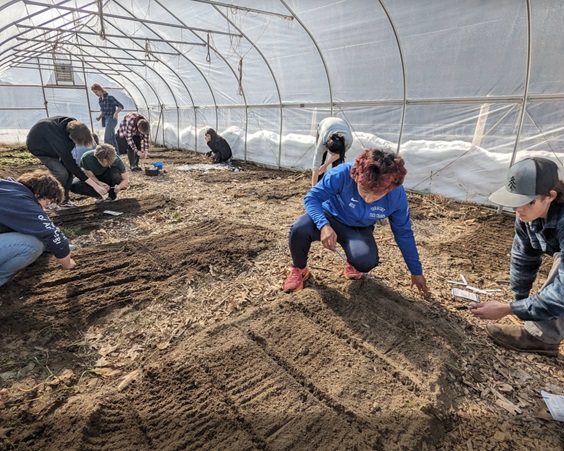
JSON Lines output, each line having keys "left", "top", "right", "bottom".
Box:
{"left": 0, "top": 0, "right": 563, "bottom": 205}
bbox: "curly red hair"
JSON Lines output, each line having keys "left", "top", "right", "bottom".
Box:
{"left": 350, "top": 148, "right": 407, "bottom": 192}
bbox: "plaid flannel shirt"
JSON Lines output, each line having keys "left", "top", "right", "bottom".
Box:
{"left": 118, "top": 112, "right": 149, "bottom": 153}
{"left": 99, "top": 92, "right": 124, "bottom": 117}
{"left": 510, "top": 202, "right": 564, "bottom": 321}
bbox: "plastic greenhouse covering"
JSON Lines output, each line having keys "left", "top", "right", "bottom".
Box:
{"left": 1, "top": 0, "right": 563, "bottom": 205}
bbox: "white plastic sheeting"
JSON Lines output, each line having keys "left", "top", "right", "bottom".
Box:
{"left": 1, "top": 0, "right": 563, "bottom": 204}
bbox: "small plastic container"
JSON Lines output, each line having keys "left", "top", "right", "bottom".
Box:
{"left": 153, "top": 162, "right": 164, "bottom": 170}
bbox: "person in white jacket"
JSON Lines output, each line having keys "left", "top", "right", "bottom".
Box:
{"left": 311, "top": 117, "right": 353, "bottom": 187}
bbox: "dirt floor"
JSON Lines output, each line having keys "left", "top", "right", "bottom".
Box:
{"left": 0, "top": 144, "right": 563, "bottom": 450}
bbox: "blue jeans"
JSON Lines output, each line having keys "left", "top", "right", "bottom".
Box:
{"left": 0, "top": 232, "right": 44, "bottom": 287}
{"left": 525, "top": 253, "right": 564, "bottom": 344}
{"left": 103, "top": 115, "right": 119, "bottom": 151}
{"left": 288, "top": 212, "right": 379, "bottom": 272}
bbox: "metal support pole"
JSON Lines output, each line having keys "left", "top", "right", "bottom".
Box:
{"left": 177, "top": 106, "right": 180, "bottom": 149}
{"left": 82, "top": 60, "right": 95, "bottom": 131}
{"left": 37, "top": 57, "right": 49, "bottom": 117}
{"left": 472, "top": 103, "right": 490, "bottom": 148}
{"left": 161, "top": 105, "right": 165, "bottom": 146}
{"left": 193, "top": 107, "right": 197, "bottom": 152}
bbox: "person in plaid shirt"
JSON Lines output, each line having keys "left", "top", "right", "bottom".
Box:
{"left": 91, "top": 83, "right": 124, "bottom": 152}
{"left": 472, "top": 158, "right": 564, "bottom": 357}
{"left": 117, "top": 112, "right": 150, "bottom": 171}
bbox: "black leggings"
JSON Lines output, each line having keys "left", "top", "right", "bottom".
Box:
{"left": 71, "top": 167, "right": 123, "bottom": 199}
{"left": 288, "top": 213, "right": 378, "bottom": 272}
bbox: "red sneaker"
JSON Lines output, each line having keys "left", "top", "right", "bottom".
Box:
{"left": 344, "top": 262, "right": 364, "bottom": 280}
{"left": 283, "top": 267, "right": 310, "bottom": 293}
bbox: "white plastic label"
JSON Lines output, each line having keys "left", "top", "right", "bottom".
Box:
{"left": 451, "top": 288, "right": 480, "bottom": 303}
{"left": 541, "top": 391, "right": 564, "bottom": 422}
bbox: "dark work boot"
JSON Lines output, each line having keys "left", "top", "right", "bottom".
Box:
{"left": 486, "top": 324, "right": 559, "bottom": 357}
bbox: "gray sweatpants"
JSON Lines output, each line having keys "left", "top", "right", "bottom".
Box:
{"left": 524, "top": 253, "right": 564, "bottom": 344}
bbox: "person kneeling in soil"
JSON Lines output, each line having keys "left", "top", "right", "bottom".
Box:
{"left": 0, "top": 170, "right": 76, "bottom": 287}
{"left": 71, "top": 144, "right": 129, "bottom": 202}
{"left": 282, "top": 148, "right": 429, "bottom": 295}
{"left": 471, "top": 157, "right": 564, "bottom": 357}
{"left": 204, "top": 128, "right": 232, "bottom": 164}
{"left": 26, "top": 116, "right": 107, "bottom": 208}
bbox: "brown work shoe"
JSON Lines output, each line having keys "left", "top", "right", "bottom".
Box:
{"left": 486, "top": 324, "right": 559, "bottom": 357}
{"left": 344, "top": 262, "right": 364, "bottom": 280}
{"left": 283, "top": 267, "right": 310, "bottom": 293}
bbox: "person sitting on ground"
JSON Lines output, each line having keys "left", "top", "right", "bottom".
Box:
{"left": 117, "top": 112, "right": 150, "bottom": 171}
{"left": 0, "top": 170, "right": 76, "bottom": 287}
{"left": 283, "top": 148, "right": 429, "bottom": 295}
{"left": 311, "top": 117, "right": 354, "bottom": 187}
{"left": 72, "top": 133, "right": 99, "bottom": 165}
{"left": 204, "top": 128, "right": 232, "bottom": 164}
{"left": 71, "top": 144, "right": 129, "bottom": 202}
{"left": 26, "top": 116, "right": 108, "bottom": 208}
{"left": 471, "top": 157, "right": 564, "bottom": 357}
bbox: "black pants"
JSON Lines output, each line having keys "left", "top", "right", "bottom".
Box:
{"left": 117, "top": 135, "right": 141, "bottom": 169}
{"left": 70, "top": 167, "right": 122, "bottom": 199}
{"left": 37, "top": 156, "right": 73, "bottom": 202}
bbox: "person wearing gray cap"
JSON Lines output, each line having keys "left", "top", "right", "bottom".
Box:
{"left": 470, "top": 157, "right": 564, "bottom": 356}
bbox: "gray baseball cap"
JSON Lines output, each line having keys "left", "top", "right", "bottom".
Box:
{"left": 488, "top": 157, "right": 559, "bottom": 207}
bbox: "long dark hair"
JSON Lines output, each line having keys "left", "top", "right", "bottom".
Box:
{"left": 321, "top": 135, "right": 346, "bottom": 168}
{"left": 206, "top": 128, "right": 219, "bottom": 141}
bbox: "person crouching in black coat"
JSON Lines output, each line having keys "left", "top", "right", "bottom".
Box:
{"left": 204, "top": 128, "right": 232, "bottom": 164}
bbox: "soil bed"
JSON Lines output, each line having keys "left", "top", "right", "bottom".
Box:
{"left": 0, "top": 145, "right": 563, "bottom": 450}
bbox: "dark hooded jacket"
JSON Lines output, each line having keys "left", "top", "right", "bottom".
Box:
{"left": 26, "top": 116, "right": 88, "bottom": 181}
{"left": 206, "top": 129, "right": 232, "bottom": 164}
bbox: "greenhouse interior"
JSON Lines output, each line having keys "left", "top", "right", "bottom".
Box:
{"left": 1, "top": 0, "right": 563, "bottom": 205}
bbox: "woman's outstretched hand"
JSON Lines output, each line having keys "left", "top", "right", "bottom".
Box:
{"left": 411, "top": 274, "right": 429, "bottom": 296}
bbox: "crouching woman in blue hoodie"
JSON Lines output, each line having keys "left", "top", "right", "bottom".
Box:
{"left": 282, "top": 148, "right": 429, "bottom": 295}
{"left": 0, "top": 170, "right": 76, "bottom": 287}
